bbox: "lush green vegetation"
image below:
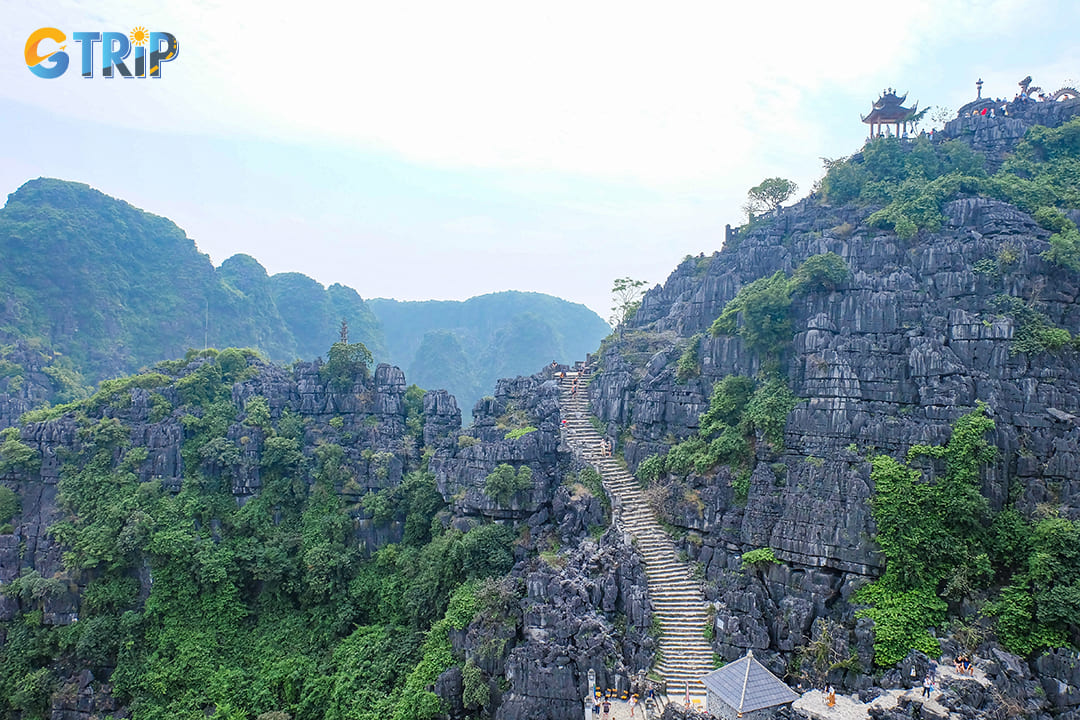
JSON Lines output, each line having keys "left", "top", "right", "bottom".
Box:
{"left": 321, "top": 341, "right": 374, "bottom": 390}
{"left": 710, "top": 254, "right": 849, "bottom": 361}
{"left": 789, "top": 252, "right": 850, "bottom": 295}
{"left": 504, "top": 426, "right": 537, "bottom": 441}
{"left": 0, "top": 428, "right": 41, "bottom": 475}
{"left": 740, "top": 547, "right": 780, "bottom": 570}
{"left": 0, "top": 351, "right": 522, "bottom": 720}
{"left": 636, "top": 374, "right": 799, "bottom": 504}
{"left": 563, "top": 467, "right": 610, "bottom": 519}
{"left": 820, "top": 120, "right": 1080, "bottom": 252}
{"left": 710, "top": 272, "right": 793, "bottom": 359}
{"left": 858, "top": 403, "right": 1080, "bottom": 665}
{"left": 0, "top": 179, "right": 384, "bottom": 390}
{"left": 483, "top": 464, "right": 534, "bottom": 506}
{"left": 675, "top": 334, "right": 703, "bottom": 383}
{"left": 990, "top": 295, "right": 1075, "bottom": 355}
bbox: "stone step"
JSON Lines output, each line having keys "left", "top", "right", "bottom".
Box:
{"left": 559, "top": 382, "right": 718, "bottom": 691}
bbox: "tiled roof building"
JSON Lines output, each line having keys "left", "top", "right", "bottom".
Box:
{"left": 701, "top": 651, "right": 798, "bottom": 719}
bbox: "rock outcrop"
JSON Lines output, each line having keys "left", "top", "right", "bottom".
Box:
{"left": 588, "top": 102, "right": 1080, "bottom": 715}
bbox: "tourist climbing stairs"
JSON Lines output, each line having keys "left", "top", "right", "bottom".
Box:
{"left": 559, "top": 372, "right": 714, "bottom": 707}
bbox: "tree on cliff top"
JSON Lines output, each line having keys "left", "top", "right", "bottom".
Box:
{"left": 322, "top": 340, "right": 373, "bottom": 390}
{"left": 610, "top": 277, "right": 648, "bottom": 330}
{"left": 744, "top": 177, "right": 798, "bottom": 217}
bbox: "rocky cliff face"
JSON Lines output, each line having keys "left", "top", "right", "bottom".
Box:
{"left": 587, "top": 104, "right": 1080, "bottom": 711}
{"left": 425, "top": 369, "right": 656, "bottom": 719}
{"left": 0, "top": 349, "right": 654, "bottom": 719}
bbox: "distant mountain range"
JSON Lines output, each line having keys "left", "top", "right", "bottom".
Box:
{"left": 370, "top": 293, "right": 610, "bottom": 414}
{"left": 0, "top": 178, "right": 609, "bottom": 417}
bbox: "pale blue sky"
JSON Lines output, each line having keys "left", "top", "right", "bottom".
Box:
{"left": 3, "top": 1, "right": 1080, "bottom": 318}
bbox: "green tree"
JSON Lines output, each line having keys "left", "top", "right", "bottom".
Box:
{"left": 745, "top": 177, "right": 798, "bottom": 216}
{"left": 483, "top": 464, "right": 534, "bottom": 506}
{"left": 461, "top": 659, "right": 490, "bottom": 711}
{"left": 322, "top": 341, "right": 374, "bottom": 391}
{"left": 610, "top": 277, "right": 648, "bottom": 329}
{"left": 790, "top": 253, "right": 850, "bottom": 295}
{"left": 710, "top": 272, "right": 793, "bottom": 358}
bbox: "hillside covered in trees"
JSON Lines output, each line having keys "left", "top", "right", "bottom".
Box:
{"left": 6, "top": 96, "right": 1080, "bottom": 720}
{"left": 0, "top": 179, "right": 607, "bottom": 422}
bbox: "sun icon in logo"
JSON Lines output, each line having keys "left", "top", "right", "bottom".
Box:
{"left": 129, "top": 26, "right": 149, "bottom": 46}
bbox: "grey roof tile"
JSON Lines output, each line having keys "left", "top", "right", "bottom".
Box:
{"left": 700, "top": 651, "right": 799, "bottom": 713}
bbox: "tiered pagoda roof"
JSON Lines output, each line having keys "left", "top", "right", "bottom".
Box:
{"left": 862, "top": 88, "right": 917, "bottom": 125}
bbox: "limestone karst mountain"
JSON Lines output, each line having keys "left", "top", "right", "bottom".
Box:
{"left": 4, "top": 96, "right": 1080, "bottom": 720}
{"left": 0, "top": 179, "right": 607, "bottom": 425}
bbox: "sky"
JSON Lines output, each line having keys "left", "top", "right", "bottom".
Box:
{"left": 3, "top": 1, "right": 1080, "bottom": 320}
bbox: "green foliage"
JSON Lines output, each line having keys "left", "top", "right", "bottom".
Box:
{"left": 277, "top": 407, "right": 306, "bottom": 441}
{"left": 818, "top": 119, "right": 1080, "bottom": 255}
{"left": 0, "top": 357, "right": 521, "bottom": 720}
{"left": 86, "top": 372, "right": 171, "bottom": 412}
{"left": 741, "top": 547, "right": 780, "bottom": 570}
{"left": 859, "top": 404, "right": 997, "bottom": 665}
{"left": 699, "top": 375, "right": 755, "bottom": 436}
{"left": 461, "top": 659, "right": 489, "bottom": 710}
{"left": 175, "top": 350, "right": 258, "bottom": 406}
{"left": 745, "top": 177, "right": 798, "bottom": 215}
{"left": 790, "top": 253, "right": 850, "bottom": 295}
{"left": 991, "top": 294, "right": 1074, "bottom": 354}
{"left": 638, "top": 373, "right": 798, "bottom": 510}
{"left": 322, "top": 341, "right": 373, "bottom": 390}
{"left": 636, "top": 454, "right": 666, "bottom": 485}
{"left": 245, "top": 395, "right": 272, "bottom": 429}
{"left": 741, "top": 377, "right": 799, "bottom": 448}
{"left": 1031, "top": 206, "right": 1080, "bottom": 270}
{"left": 710, "top": 272, "right": 793, "bottom": 358}
{"left": 854, "top": 583, "right": 946, "bottom": 667}
{"left": 1045, "top": 225, "right": 1080, "bottom": 271}
{"left": 566, "top": 467, "right": 610, "bottom": 516}
{"left": 457, "top": 435, "right": 479, "bottom": 449}
{"left": 0, "top": 428, "right": 41, "bottom": 475}
{"left": 610, "top": 277, "right": 648, "bottom": 328}
{"left": 404, "top": 384, "right": 424, "bottom": 442}
{"left": 394, "top": 582, "right": 477, "bottom": 720}
{"left": 984, "top": 514, "right": 1080, "bottom": 656}
{"left": 461, "top": 524, "right": 515, "bottom": 579}
{"left": 483, "top": 464, "right": 534, "bottom": 506}
{"left": 504, "top": 426, "right": 537, "bottom": 440}
{"left": 675, "top": 333, "right": 703, "bottom": 382}
{"left": 820, "top": 136, "right": 989, "bottom": 238}
{"left": 0, "top": 485, "right": 19, "bottom": 525}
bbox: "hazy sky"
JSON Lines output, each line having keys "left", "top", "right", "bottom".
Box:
{"left": 3, "top": 1, "right": 1080, "bottom": 318}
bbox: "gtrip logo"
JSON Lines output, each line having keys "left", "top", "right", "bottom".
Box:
{"left": 25, "top": 27, "right": 179, "bottom": 79}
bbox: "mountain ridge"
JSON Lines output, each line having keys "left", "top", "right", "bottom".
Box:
{"left": 0, "top": 178, "right": 608, "bottom": 421}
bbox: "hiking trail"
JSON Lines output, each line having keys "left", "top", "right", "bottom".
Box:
{"left": 559, "top": 372, "right": 715, "bottom": 705}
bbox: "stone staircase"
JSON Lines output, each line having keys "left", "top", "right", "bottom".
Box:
{"left": 559, "top": 373, "right": 714, "bottom": 703}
